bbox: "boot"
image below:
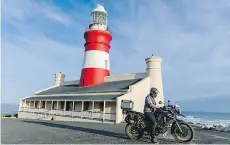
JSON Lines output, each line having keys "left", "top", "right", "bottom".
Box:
{"left": 150, "top": 136, "right": 159, "bottom": 144}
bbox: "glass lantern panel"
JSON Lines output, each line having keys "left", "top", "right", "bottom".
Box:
{"left": 92, "top": 12, "right": 107, "bottom": 25}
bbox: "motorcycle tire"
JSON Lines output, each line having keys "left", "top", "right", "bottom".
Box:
{"left": 125, "top": 123, "right": 144, "bottom": 140}
{"left": 171, "top": 121, "right": 195, "bottom": 143}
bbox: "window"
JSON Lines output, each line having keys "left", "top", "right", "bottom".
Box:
{"left": 42, "top": 101, "right": 45, "bottom": 108}
{"left": 92, "top": 12, "right": 106, "bottom": 25}
{"left": 99, "top": 102, "right": 104, "bottom": 111}
{"left": 35, "top": 101, "right": 38, "bottom": 108}
{"left": 105, "top": 60, "right": 108, "bottom": 69}
{"left": 84, "top": 102, "right": 89, "bottom": 111}
{"left": 66, "top": 101, "right": 71, "bottom": 111}
{"left": 52, "top": 102, "right": 55, "bottom": 109}
{"left": 61, "top": 101, "right": 64, "bottom": 109}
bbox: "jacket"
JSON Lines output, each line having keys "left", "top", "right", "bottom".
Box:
{"left": 144, "top": 94, "right": 156, "bottom": 112}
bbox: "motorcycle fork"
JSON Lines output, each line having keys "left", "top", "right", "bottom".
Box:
{"left": 174, "top": 120, "right": 183, "bottom": 133}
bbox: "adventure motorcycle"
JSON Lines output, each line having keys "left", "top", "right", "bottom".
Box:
{"left": 121, "top": 100, "right": 194, "bottom": 143}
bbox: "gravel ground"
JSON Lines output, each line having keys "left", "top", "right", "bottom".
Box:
{"left": 1, "top": 118, "right": 230, "bottom": 144}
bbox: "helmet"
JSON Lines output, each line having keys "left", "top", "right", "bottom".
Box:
{"left": 150, "top": 87, "right": 159, "bottom": 98}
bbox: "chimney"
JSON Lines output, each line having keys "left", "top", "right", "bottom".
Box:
{"left": 145, "top": 56, "right": 164, "bottom": 104}
{"left": 54, "top": 72, "right": 65, "bottom": 86}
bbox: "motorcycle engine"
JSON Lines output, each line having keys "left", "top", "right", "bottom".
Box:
{"left": 156, "top": 116, "right": 168, "bottom": 134}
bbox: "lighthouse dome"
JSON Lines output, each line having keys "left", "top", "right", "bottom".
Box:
{"left": 91, "top": 4, "right": 107, "bottom": 26}
{"left": 91, "top": 4, "right": 107, "bottom": 15}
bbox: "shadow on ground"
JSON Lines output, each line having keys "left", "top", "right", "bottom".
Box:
{"left": 22, "top": 120, "right": 129, "bottom": 140}
{"left": 21, "top": 120, "right": 176, "bottom": 144}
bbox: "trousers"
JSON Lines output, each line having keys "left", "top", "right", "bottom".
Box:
{"left": 144, "top": 112, "right": 157, "bottom": 137}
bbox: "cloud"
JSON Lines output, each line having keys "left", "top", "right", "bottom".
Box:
{"left": 2, "top": 33, "right": 84, "bottom": 103}
{"left": 2, "top": 0, "right": 71, "bottom": 26}
{"left": 1, "top": 0, "right": 230, "bottom": 104}
{"left": 1, "top": 0, "right": 85, "bottom": 103}
{"left": 106, "top": 0, "right": 230, "bottom": 99}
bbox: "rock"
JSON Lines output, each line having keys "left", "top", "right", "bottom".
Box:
{"left": 203, "top": 124, "right": 215, "bottom": 130}
{"left": 184, "top": 121, "right": 230, "bottom": 133}
{"left": 188, "top": 122, "right": 194, "bottom": 124}
{"left": 215, "top": 124, "right": 225, "bottom": 131}
{"left": 223, "top": 126, "right": 230, "bottom": 132}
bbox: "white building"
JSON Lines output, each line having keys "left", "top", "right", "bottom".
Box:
{"left": 18, "top": 56, "right": 164, "bottom": 124}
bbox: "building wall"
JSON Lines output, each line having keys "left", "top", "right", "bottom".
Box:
{"left": 22, "top": 100, "right": 28, "bottom": 108}
{"left": 19, "top": 100, "right": 23, "bottom": 111}
{"left": 116, "top": 76, "right": 151, "bottom": 123}
{"left": 88, "top": 101, "right": 116, "bottom": 113}
{"left": 90, "top": 102, "right": 101, "bottom": 112}
{"left": 53, "top": 101, "right": 57, "bottom": 109}
{"left": 46, "top": 101, "right": 52, "bottom": 110}
{"left": 74, "top": 101, "right": 82, "bottom": 111}
{"left": 105, "top": 102, "right": 116, "bottom": 113}
{"left": 24, "top": 101, "right": 36, "bottom": 108}
{"left": 145, "top": 57, "right": 164, "bottom": 104}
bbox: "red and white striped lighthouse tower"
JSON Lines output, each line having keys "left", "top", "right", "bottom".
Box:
{"left": 80, "top": 4, "right": 112, "bottom": 87}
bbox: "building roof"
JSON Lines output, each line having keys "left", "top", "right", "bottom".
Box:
{"left": 22, "top": 94, "right": 120, "bottom": 101}
{"left": 35, "top": 78, "right": 142, "bottom": 95}
{"left": 61, "top": 72, "right": 146, "bottom": 86}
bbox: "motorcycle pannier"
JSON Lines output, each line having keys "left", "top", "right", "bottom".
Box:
{"left": 121, "top": 100, "right": 134, "bottom": 110}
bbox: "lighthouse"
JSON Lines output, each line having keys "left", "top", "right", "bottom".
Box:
{"left": 80, "top": 4, "right": 112, "bottom": 87}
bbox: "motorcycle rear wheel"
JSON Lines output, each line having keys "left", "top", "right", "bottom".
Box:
{"left": 125, "top": 124, "right": 144, "bottom": 140}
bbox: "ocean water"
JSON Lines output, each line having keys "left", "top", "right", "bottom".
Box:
{"left": 177, "top": 111, "right": 230, "bottom": 127}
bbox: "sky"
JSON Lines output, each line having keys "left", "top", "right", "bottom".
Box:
{"left": 1, "top": 0, "right": 230, "bottom": 104}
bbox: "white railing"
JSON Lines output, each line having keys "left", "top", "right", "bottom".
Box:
{"left": 82, "top": 111, "right": 92, "bottom": 118}
{"left": 64, "top": 111, "right": 72, "bottom": 116}
{"left": 24, "top": 108, "right": 37, "bottom": 112}
{"left": 21, "top": 108, "right": 116, "bottom": 121}
{"left": 38, "top": 109, "right": 45, "bottom": 113}
{"left": 72, "top": 111, "right": 81, "bottom": 117}
{"left": 104, "top": 113, "right": 116, "bottom": 120}
{"left": 55, "top": 110, "right": 64, "bottom": 116}
{"left": 93, "top": 112, "right": 103, "bottom": 119}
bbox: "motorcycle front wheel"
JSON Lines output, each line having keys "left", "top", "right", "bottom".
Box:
{"left": 171, "top": 121, "right": 195, "bottom": 143}
{"left": 125, "top": 123, "right": 144, "bottom": 140}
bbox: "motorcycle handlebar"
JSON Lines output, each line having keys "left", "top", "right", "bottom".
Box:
{"left": 159, "top": 101, "right": 175, "bottom": 108}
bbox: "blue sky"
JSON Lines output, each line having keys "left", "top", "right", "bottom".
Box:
{"left": 1, "top": 0, "right": 230, "bottom": 104}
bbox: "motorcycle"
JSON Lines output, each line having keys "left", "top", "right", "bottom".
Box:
{"left": 121, "top": 100, "right": 194, "bottom": 143}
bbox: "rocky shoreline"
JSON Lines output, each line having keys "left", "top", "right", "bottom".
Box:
{"left": 188, "top": 122, "right": 230, "bottom": 133}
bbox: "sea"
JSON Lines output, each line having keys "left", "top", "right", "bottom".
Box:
{"left": 177, "top": 111, "right": 230, "bottom": 127}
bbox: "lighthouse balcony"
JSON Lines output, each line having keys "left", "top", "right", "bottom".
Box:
{"left": 85, "top": 23, "right": 112, "bottom": 34}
